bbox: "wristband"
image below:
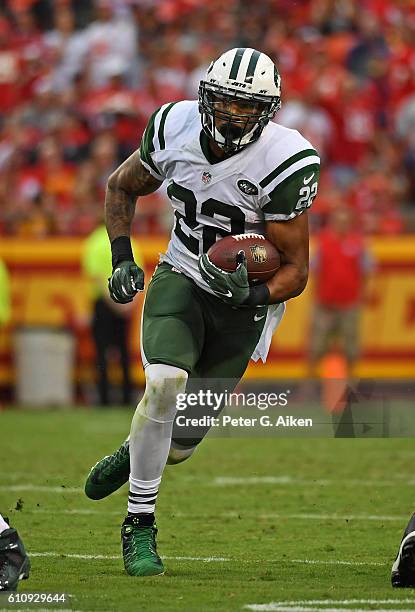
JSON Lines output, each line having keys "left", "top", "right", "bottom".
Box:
{"left": 111, "top": 235, "right": 134, "bottom": 269}
{"left": 242, "top": 284, "right": 270, "bottom": 307}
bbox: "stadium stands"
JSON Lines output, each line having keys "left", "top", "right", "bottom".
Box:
{"left": 0, "top": 0, "right": 414, "bottom": 237}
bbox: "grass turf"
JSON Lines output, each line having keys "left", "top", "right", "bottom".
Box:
{"left": 1, "top": 409, "right": 415, "bottom": 611}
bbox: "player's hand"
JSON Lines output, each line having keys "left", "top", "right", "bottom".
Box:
{"left": 198, "top": 251, "right": 250, "bottom": 306}
{"left": 108, "top": 261, "right": 144, "bottom": 304}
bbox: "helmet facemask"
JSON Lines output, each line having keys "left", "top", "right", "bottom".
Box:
{"left": 198, "top": 82, "right": 281, "bottom": 153}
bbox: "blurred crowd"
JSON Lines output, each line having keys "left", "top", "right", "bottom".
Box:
{"left": 0, "top": 0, "right": 414, "bottom": 237}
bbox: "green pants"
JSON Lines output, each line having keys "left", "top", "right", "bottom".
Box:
{"left": 141, "top": 263, "right": 267, "bottom": 445}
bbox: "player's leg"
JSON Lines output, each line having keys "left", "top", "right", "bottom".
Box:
{"left": 121, "top": 264, "right": 205, "bottom": 576}
{"left": 122, "top": 363, "right": 188, "bottom": 576}
{"left": 392, "top": 513, "right": 415, "bottom": 587}
{"left": 84, "top": 429, "right": 195, "bottom": 498}
{"left": 85, "top": 290, "right": 266, "bottom": 492}
{"left": 85, "top": 264, "right": 204, "bottom": 499}
{"left": 0, "top": 513, "right": 30, "bottom": 592}
{"left": 171, "top": 293, "right": 267, "bottom": 451}
{"left": 166, "top": 439, "right": 198, "bottom": 464}
{"left": 84, "top": 430, "right": 195, "bottom": 497}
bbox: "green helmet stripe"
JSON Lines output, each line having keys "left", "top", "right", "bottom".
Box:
{"left": 158, "top": 102, "right": 177, "bottom": 150}
{"left": 259, "top": 149, "right": 318, "bottom": 189}
{"left": 245, "top": 49, "right": 261, "bottom": 82}
{"left": 229, "top": 48, "right": 246, "bottom": 80}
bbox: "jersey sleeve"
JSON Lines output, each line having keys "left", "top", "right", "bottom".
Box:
{"left": 259, "top": 148, "right": 320, "bottom": 221}
{"left": 139, "top": 102, "right": 178, "bottom": 182}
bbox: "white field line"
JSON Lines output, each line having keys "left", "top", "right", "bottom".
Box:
{"left": 30, "top": 552, "right": 388, "bottom": 567}
{"left": 31, "top": 552, "right": 230, "bottom": 562}
{"left": 245, "top": 608, "right": 415, "bottom": 612}
{"left": 258, "top": 513, "right": 406, "bottom": 522}
{"left": 1, "top": 475, "right": 415, "bottom": 494}
{"left": 213, "top": 476, "right": 415, "bottom": 487}
{"left": 23, "top": 509, "right": 120, "bottom": 516}
{"left": 290, "top": 559, "right": 386, "bottom": 567}
{"left": 0, "top": 485, "right": 82, "bottom": 493}
{"left": 244, "top": 600, "right": 415, "bottom": 612}
{"left": 258, "top": 600, "right": 415, "bottom": 605}
{"left": 14, "top": 508, "right": 408, "bottom": 523}
{"left": 245, "top": 609, "right": 415, "bottom": 612}
{"left": 2, "top": 471, "right": 415, "bottom": 482}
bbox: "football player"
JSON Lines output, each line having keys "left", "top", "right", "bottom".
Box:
{"left": 0, "top": 513, "right": 30, "bottom": 591}
{"left": 84, "top": 48, "right": 320, "bottom": 576}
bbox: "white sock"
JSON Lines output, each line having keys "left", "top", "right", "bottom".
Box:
{"left": 0, "top": 513, "right": 10, "bottom": 534}
{"left": 128, "top": 476, "right": 161, "bottom": 514}
{"left": 128, "top": 364, "right": 188, "bottom": 515}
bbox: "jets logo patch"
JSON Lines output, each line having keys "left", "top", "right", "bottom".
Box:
{"left": 237, "top": 179, "right": 258, "bottom": 195}
{"left": 250, "top": 244, "right": 268, "bottom": 264}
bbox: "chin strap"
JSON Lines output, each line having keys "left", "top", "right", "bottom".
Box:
{"left": 213, "top": 123, "right": 259, "bottom": 152}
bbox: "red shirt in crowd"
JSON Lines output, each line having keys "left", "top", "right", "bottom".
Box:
{"left": 0, "top": 21, "right": 24, "bottom": 113}
{"left": 314, "top": 228, "right": 369, "bottom": 308}
{"left": 327, "top": 95, "right": 376, "bottom": 165}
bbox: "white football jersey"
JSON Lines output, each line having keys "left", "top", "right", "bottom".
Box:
{"left": 140, "top": 100, "right": 319, "bottom": 294}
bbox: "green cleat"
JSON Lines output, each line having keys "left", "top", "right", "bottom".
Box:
{"left": 84, "top": 443, "right": 130, "bottom": 500}
{"left": 121, "top": 516, "right": 165, "bottom": 577}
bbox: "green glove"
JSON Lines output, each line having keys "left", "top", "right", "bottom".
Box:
{"left": 108, "top": 261, "right": 144, "bottom": 304}
{"left": 198, "top": 251, "right": 250, "bottom": 306}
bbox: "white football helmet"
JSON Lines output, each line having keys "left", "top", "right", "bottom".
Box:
{"left": 198, "top": 47, "right": 282, "bottom": 153}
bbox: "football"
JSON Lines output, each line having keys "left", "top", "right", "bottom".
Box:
{"left": 207, "top": 233, "right": 280, "bottom": 285}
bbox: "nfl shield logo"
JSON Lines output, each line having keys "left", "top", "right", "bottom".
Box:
{"left": 202, "top": 171, "right": 212, "bottom": 185}
{"left": 250, "top": 244, "right": 268, "bottom": 264}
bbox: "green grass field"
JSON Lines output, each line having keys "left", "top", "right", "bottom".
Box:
{"left": 1, "top": 409, "right": 415, "bottom": 611}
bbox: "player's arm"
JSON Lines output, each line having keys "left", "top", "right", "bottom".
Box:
{"left": 264, "top": 211, "right": 309, "bottom": 304}
{"left": 106, "top": 150, "right": 162, "bottom": 241}
{"left": 106, "top": 150, "right": 163, "bottom": 303}
{"left": 259, "top": 154, "right": 320, "bottom": 305}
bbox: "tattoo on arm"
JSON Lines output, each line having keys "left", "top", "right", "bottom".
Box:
{"left": 105, "top": 150, "right": 162, "bottom": 241}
